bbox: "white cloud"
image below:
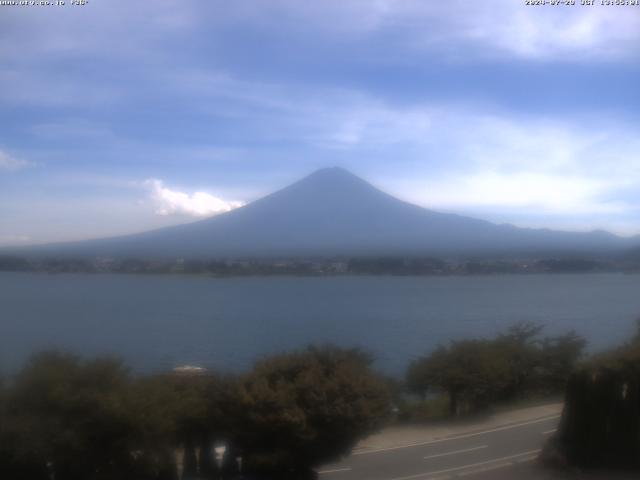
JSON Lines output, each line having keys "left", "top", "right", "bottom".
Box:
{"left": 0, "top": 150, "right": 32, "bottom": 171}
{"left": 472, "top": 4, "right": 640, "bottom": 61}
{"left": 418, "top": 172, "right": 630, "bottom": 215}
{"left": 145, "top": 179, "right": 245, "bottom": 217}
{"left": 30, "top": 119, "right": 115, "bottom": 140}
{"left": 314, "top": 104, "right": 433, "bottom": 148}
{"left": 204, "top": 0, "right": 640, "bottom": 62}
{"left": 339, "top": 106, "right": 640, "bottom": 220}
{"left": 0, "top": 234, "right": 32, "bottom": 247}
{"left": 344, "top": 1, "right": 640, "bottom": 61}
{"left": 2, "top": 1, "right": 637, "bottom": 75}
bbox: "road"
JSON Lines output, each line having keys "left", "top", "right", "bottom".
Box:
{"left": 318, "top": 414, "right": 561, "bottom": 480}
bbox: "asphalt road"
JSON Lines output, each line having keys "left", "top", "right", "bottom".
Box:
{"left": 317, "top": 414, "right": 561, "bottom": 480}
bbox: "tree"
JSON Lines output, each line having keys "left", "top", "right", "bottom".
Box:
{"left": 407, "top": 323, "right": 586, "bottom": 417}
{"left": 494, "top": 322, "right": 544, "bottom": 399}
{"left": 407, "top": 340, "right": 511, "bottom": 416}
{"left": 126, "top": 370, "right": 236, "bottom": 480}
{"left": 233, "top": 346, "right": 390, "bottom": 478}
{"left": 547, "top": 335, "right": 640, "bottom": 469}
{"left": 632, "top": 318, "right": 640, "bottom": 345}
{"left": 1, "top": 352, "right": 138, "bottom": 480}
{"left": 538, "top": 331, "right": 586, "bottom": 394}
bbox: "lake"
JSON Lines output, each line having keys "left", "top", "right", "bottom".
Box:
{"left": 1, "top": 272, "right": 639, "bottom": 376}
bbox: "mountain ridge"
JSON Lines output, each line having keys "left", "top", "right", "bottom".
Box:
{"left": 5, "top": 167, "right": 638, "bottom": 259}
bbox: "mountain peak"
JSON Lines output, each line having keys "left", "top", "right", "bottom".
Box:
{"left": 304, "top": 166, "right": 361, "bottom": 181}
{"left": 294, "top": 166, "right": 373, "bottom": 190}
{"left": 311, "top": 166, "right": 352, "bottom": 174}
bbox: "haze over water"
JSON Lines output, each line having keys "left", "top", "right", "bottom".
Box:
{"left": 2, "top": 272, "right": 639, "bottom": 376}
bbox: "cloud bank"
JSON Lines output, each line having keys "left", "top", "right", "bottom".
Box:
{"left": 0, "top": 150, "right": 32, "bottom": 171}
{"left": 145, "top": 179, "right": 245, "bottom": 217}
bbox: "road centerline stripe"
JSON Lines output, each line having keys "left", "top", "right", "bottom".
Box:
{"left": 457, "top": 461, "right": 514, "bottom": 477}
{"left": 387, "top": 449, "right": 541, "bottom": 480}
{"left": 423, "top": 445, "right": 487, "bottom": 460}
{"left": 318, "top": 467, "right": 352, "bottom": 475}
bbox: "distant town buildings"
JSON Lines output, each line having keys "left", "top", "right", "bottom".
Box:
{"left": 1, "top": 254, "right": 637, "bottom": 276}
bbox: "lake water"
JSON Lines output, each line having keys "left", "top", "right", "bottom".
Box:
{"left": 1, "top": 272, "right": 639, "bottom": 376}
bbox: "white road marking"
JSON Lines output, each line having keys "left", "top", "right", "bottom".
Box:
{"left": 318, "top": 467, "right": 352, "bottom": 475}
{"left": 387, "top": 449, "right": 541, "bottom": 480}
{"left": 515, "top": 455, "right": 539, "bottom": 463}
{"left": 542, "top": 429, "right": 557, "bottom": 435}
{"left": 457, "top": 461, "right": 513, "bottom": 476}
{"left": 353, "top": 415, "right": 560, "bottom": 456}
{"left": 459, "top": 454, "right": 538, "bottom": 476}
{"left": 423, "top": 445, "right": 487, "bottom": 460}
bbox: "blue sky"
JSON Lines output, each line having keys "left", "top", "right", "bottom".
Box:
{"left": 1, "top": 0, "right": 639, "bottom": 245}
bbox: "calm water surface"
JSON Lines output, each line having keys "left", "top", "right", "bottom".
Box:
{"left": 1, "top": 272, "right": 639, "bottom": 375}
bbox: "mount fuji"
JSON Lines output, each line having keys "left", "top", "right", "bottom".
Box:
{"left": 11, "top": 167, "right": 638, "bottom": 259}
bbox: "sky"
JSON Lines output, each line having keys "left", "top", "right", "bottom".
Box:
{"left": 0, "top": 0, "right": 639, "bottom": 246}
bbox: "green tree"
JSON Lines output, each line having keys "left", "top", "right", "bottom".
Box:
{"left": 494, "top": 322, "right": 544, "bottom": 399}
{"left": 538, "top": 330, "right": 586, "bottom": 394}
{"left": 233, "top": 346, "right": 390, "bottom": 478}
{"left": 407, "top": 324, "right": 586, "bottom": 418}
{"left": 407, "top": 340, "right": 511, "bottom": 416}
{"left": 126, "top": 370, "right": 235, "bottom": 480}
{"left": 1, "top": 352, "right": 137, "bottom": 480}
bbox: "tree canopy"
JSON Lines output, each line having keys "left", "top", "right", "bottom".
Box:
{"left": 234, "top": 346, "right": 390, "bottom": 477}
{"left": 407, "top": 323, "right": 586, "bottom": 416}
{"left": 0, "top": 346, "right": 390, "bottom": 480}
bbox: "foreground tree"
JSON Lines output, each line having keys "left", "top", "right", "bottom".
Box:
{"left": 0, "top": 352, "right": 236, "bottom": 480}
{"left": 0, "top": 352, "right": 138, "bottom": 480}
{"left": 125, "top": 368, "right": 238, "bottom": 480}
{"left": 407, "top": 340, "right": 511, "bottom": 416}
{"left": 546, "top": 331, "right": 640, "bottom": 469}
{"left": 2, "top": 347, "right": 389, "bottom": 479}
{"left": 542, "top": 321, "right": 640, "bottom": 469}
{"left": 407, "top": 324, "right": 586, "bottom": 416}
{"left": 493, "top": 322, "right": 544, "bottom": 399}
{"left": 233, "top": 346, "right": 390, "bottom": 478}
{"left": 537, "top": 331, "right": 586, "bottom": 394}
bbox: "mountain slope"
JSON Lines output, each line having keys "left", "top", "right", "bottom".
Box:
{"left": 12, "top": 167, "right": 638, "bottom": 258}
